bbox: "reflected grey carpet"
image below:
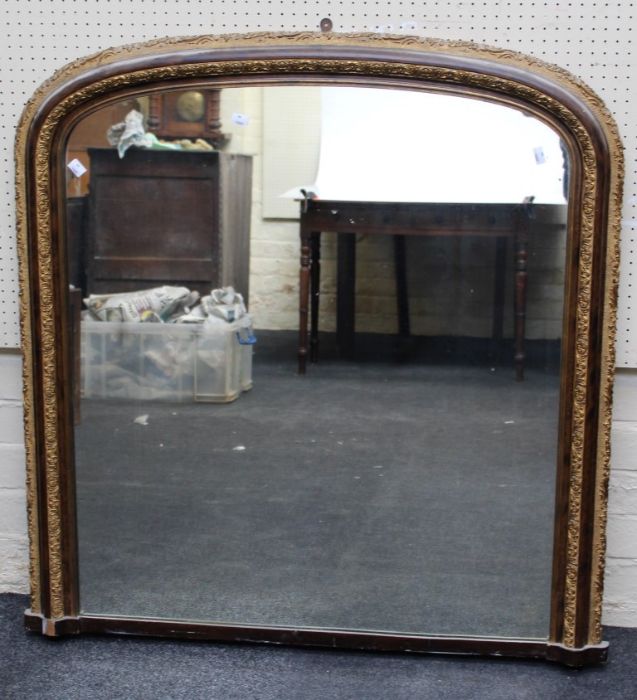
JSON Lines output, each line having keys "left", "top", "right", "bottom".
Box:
{"left": 74, "top": 332, "right": 559, "bottom": 639}
{"left": 2, "top": 594, "right": 636, "bottom": 700}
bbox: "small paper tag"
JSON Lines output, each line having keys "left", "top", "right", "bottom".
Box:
{"left": 533, "top": 146, "right": 546, "bottom": 165}
{"left": 232, "top": 112, "right": 250, "bottom": 126}
{"left": 67, "top": 158, "right": 87, "bottom": 177}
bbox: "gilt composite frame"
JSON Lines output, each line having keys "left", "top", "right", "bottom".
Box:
{"left": 14, "top": 32, "right": 623, "bottom": 666}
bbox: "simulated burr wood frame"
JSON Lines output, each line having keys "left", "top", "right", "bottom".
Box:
{"left": 15, "top": 32, "right": 623, "bottom": 666}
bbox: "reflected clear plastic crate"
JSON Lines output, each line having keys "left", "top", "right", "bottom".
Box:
{"left": 81, "top": 320, "right": 253, "bottom": 403}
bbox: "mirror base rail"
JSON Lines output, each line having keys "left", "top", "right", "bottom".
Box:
{"left": 23, "top": 611, "right": 609, "bottom": 667}
{"left": 24, "top": 610, "right": 81, "bottom": 638}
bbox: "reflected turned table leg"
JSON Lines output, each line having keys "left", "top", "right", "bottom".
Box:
{"left": 310, "top": 232, "right": 321, "bottom": 363}
{"left": 514, "top": 200, "right": 533, "bottom": 381}
{"left": 337, "top": 232, "right": 357, "bottom": 359}
{"left": 298, "top": 226, "right": 311, "bottom": 374}
{"left": 491, "top": 236, "right": 507, "bottom": 362}
{"left": 69, "top": 285, "right": 82, "bottom": 424}
{"left": 394, "top": 235, "right": 411, "bottom": 338}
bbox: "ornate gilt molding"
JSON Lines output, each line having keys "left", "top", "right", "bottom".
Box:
{"left": 14, "top": 128, "right": 40, "bottom": 616}
{"left": 591, "top": 111, "right": 624, "bottom": 646}
{"left": 15, "top": 32, "right": 622, "bottom": 648}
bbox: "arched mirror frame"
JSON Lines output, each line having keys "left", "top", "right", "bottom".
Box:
{"left": 15, "top": 32, "right": 623, "bottom": 666}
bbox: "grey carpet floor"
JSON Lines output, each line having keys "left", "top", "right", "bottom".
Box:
{"left": 74, "top": 334, "right": 559, "bottom": 639}
{"left": 2, "top": 594, "right": 637, "bottom": 700}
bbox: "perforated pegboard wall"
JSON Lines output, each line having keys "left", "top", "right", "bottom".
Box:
{"left": 0, "top": 1, "right": 635, "bottom": 362}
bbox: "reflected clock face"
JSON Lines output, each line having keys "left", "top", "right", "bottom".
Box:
{"left": 175, "top": 91, "right": 206, "bottom": 122}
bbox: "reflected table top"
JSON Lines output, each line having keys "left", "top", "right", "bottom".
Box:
{"left": 297, "top": 199, "right": 567, "bottom": 378}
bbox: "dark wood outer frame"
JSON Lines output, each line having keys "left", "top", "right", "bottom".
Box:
{"left": 14, "top": 32, "right": 623, "bottom": 667}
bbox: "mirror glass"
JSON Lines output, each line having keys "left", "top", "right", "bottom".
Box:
{"left": 65, "top": 84, "right": 569, "bottom": 639}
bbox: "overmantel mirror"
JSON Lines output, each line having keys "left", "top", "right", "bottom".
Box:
{"left": 16, "top": 32, "right": 623, "bottom": 666}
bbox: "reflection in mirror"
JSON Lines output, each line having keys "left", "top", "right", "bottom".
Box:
{"left": 65, "top": 85, "right": 568, "bottom": 639}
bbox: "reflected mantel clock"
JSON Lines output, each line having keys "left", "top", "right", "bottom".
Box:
{"left": 147, "top": 89, "right": 230, "bottom": 148}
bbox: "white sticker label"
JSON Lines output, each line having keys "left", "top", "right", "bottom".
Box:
{"left": 232, "top": 112, "right": 250, "bottom": 126}
{"left": 533, "top": 146, "right": 546, "bottom": 165}
{"left": 67, "top": 158, "right": 87, "bottom": 177}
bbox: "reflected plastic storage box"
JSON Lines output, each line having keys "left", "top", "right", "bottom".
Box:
{"left": 80, "top": 320, "right": 253, "bottom": 403}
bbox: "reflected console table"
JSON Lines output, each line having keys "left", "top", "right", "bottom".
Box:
{"left": 298, "top": 198, "right": 566, "bottom": 380}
